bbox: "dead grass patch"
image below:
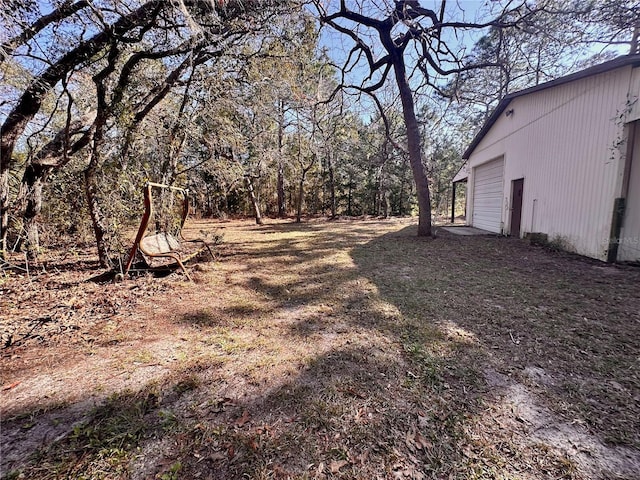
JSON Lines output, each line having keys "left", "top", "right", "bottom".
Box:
{"left": 2, "top": 217, "right": 639, "bottom": 479}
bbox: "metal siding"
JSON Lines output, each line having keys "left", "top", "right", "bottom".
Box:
{"left": 472, "top": 157, "right": 504, "bottom": 232}
{"left": 466, "top": 66, "right": 635, "bottom": 260}
{"left": 628, "top": 68, "right": 640, "bottom": 123}
{"left": 618, "top": 123, "right": 640, "bottom": 262}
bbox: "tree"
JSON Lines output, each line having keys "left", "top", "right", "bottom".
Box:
{"left": 17, "top": 111, "right": 96, "bottom": 260}
{"left": 0, "top": 0, "right": 290, "bottom": 262}
{"left": 572, "top": 1, "right": 640, "bottom": 53}
{"left": 441, "top": 1, "right": 629, "bottom": 123}
{"left": 1, "top": 1, "right": 164, "bottom": 258}
{"left": 314, "top": 0, "right": 635, "bottom": 237}
{"left": 315, "top": 1, "right": 432, "bottom": 234}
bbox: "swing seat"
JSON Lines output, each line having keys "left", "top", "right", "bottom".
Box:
{"left": 124, "top": 182, "right": 214, "bottom": 280}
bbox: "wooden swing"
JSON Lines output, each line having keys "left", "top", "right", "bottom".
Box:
{"left": 124, "top": 182, "right": 213, "bottom": 280}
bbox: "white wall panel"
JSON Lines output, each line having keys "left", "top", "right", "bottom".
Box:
{"left": 619, "top": 122, "right": 640, "bottom": 262}
{"left": 628, "top": 68, "right": 640, "bottom": 123}
{"left": 466, "top": 65, "right": 638, "bottom": 260}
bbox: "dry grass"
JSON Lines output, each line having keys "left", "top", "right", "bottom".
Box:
{"left": 1, "top": 217, "right": 639, "bottom": 479}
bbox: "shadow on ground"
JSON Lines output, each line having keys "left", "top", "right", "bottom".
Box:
{"left": 352, "top": 226, "right": 640, "bottom": 448}
{"left": 3, "top": 220, "right": 639, "bottom": 479}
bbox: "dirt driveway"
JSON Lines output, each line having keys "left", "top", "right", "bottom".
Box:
{"left": 2, "top": 218, "right": 639, "bottom": 479}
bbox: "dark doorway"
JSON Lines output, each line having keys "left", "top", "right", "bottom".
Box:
{"left": 510, "top": 178, "right": 524, "bottom": 237}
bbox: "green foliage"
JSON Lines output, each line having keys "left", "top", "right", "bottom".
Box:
{"left": 159, "top": 462, "right": 182, "bottom": 480}
{"left": 18, "top": 389, "right": 161, "bottom": 479}
{"left": 2, "top": 0, "right": 633, "bottom": 260}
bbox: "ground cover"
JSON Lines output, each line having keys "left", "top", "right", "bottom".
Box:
{"left": 1, "top": 218, "right": 639, "bottom": 479}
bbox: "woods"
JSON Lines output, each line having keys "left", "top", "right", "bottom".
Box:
{"left": 0, "top": 0, "right": 637, "bottom": 265}
{"left": 2, "top": 2, "right": 640, "bottom": 479}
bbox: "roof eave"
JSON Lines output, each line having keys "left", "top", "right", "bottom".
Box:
{"left": 462, "top": 97, "right": 512, "bottom": 159}
{"left": 462, "top": 54, "right": 640, "bottom": 160}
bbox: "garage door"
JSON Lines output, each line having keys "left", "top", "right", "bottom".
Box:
{"left": 472, "top": 157, "right": 504, "bottom": 233}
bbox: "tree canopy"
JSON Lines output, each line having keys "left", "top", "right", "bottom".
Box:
{"left": 0, "top": 0, "right": 635, "bottom": 265}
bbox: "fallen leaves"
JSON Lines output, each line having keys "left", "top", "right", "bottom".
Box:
{"left": 2, "top": 381, "right": 21, "bottom": 391}
{"left": 336, "top": 385, "right": 366, "bottom": 399}
{"left": 208, "top": 397, "right": 235, "bottom": 413}
{"left": 1, "top": 261, "right": 172, "bottom": 354}
{"left": 3, "top": 218, "right": 639, "bottom": 480}
{"left": 330, "top": 459, "right": 349, "bottom": 473}
{"left": 234, "top": 409, "right": 251, "bottom": 427}
{"left": 405, "top": 428, "right": 432, "bottom": 452}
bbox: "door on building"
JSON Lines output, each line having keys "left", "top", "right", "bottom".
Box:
{"left": 510, "top": 178, "right": 524, "bottom": 237}
{"left": 472, "top": 157, "right": 504, "bottom": 233}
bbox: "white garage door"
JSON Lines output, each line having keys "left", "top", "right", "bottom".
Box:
{"left": 472, "top": 157, "right": 504, "bottom": 233}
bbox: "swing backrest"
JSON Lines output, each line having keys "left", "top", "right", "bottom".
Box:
{"left": 124, "top": 182, "right": 190, "bottom": 273}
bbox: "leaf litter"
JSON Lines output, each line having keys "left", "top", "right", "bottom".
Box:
{"left": 1, "top": 217, "right": 639, "bottom": 479}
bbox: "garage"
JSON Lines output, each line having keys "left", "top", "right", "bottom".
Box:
{"left": 460, "top": 56, "right": 640, "bottom": 261}
{"left": 472, "top": 157, "right": 504, "bottom": 233}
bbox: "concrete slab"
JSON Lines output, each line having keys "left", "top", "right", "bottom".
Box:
{"left": 440, "top": 226, "right": 494, "bottom": 236}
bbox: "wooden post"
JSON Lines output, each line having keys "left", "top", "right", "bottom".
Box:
{"left": 607, "top": 198, "right": 626, "bottom": 263}
{"left": 450, "top": 182, "right": 457, "bottom": 224}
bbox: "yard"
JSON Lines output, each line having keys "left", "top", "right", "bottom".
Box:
{"left": 1, "top": 218, "right": 639, "bottom": 479}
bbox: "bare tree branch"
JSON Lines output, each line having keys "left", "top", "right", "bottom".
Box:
{"left": 0, "top": 0, "right": 90, "bottom": 64}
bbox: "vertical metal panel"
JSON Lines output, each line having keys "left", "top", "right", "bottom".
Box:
{"left": 619, "top": 122, "right": 640, "bottom": 261}
{"left": 465, "top": 65, "right": 636, "bottom": 260}
{"left": 472, "top": 157, "right": 504, "bottom": 232}
{"left": 628, "top": 68, "right": 640, "bottom": 123}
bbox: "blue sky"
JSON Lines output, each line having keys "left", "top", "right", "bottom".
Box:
{"left": 315, "top": 1, "right": 629, "bottom": 103}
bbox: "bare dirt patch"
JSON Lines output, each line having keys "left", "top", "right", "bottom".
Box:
{"left": 1, "top": 218, "right": 639, "bottom": 479}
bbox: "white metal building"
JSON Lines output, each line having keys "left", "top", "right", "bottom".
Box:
{"left": 460, "top": 54, "right": 640, "bottom": 262}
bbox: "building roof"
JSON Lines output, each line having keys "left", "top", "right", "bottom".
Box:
{"left": 452, "top": 162, "right": 469, "bottom": 182}
{"left": 462, "top": 54, "right": 640, "bottom": 159}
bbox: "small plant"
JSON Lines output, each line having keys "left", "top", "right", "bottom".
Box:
{"left": 158, "top": 409, "right": 179, "bottom": 432}
{"left": 527, "top": 232, "right": 575, "bottom": 253}
{"left": 159, "top": 461, "right": 182, "bottom": 480}
{"left": 3, "top": 470, "right": 21, "bottom": 480}
{"left": 173, "top": 375, "right": 200, "bottom": 395}
{"left": 609, "top": 94, "right": 639, "bottom": 164}
{"left": 547, "top": 235, "right": 575, "bottom": 253}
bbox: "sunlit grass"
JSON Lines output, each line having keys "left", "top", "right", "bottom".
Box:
{"left": 5, "top": 217, "right": 638, "bottom": 479}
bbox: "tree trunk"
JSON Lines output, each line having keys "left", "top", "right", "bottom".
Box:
{"left": 245, "top": 175, "right": 263, "bottom": 225}
{"left": 327, "top": 154, "right": 336, "bottom": 218}
{"left": 84, "top": 162, "right": 113, "bottom": 269}
{"left": 0, "top": 167, "right": 8, "bottom": 259}
{"left": 83, "top": 89, "right": 111, "bottom": 269}
{"left": 19, "top": 164, "right": 46, "bottom": 260}
{"left": 277, "top": 100, "right": 286, "bottom": 218}
{"left": 378, "top": 162, "right": 390, "bottom": 218}
{"left": 390, "top": 52, "right": 432, "bottom": 236}
{"left": 375, "top": 165, "right": 385, "bottom": 216}
{"left": 85, "top": 55, "right": 115, "bottom": 270}
{"left": 296, "top": 172, "right": 306, "bottom": 223}
{"left": 399, "top": 165, "right": 406, "bottom": 216}
{"left": 382, "top": 186, "right": 390, "bottom": 218}
{"left": 16, "top": 115, "right": 94, "bottom": 260}
{"left": 206, "top": 185, "right": 213, "bottom": 217}
{"left": 277, "top": 161, "right": 285, "bottom": 217}
{"left": 347, "top": 177, "right": 353, "bottom": 216}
